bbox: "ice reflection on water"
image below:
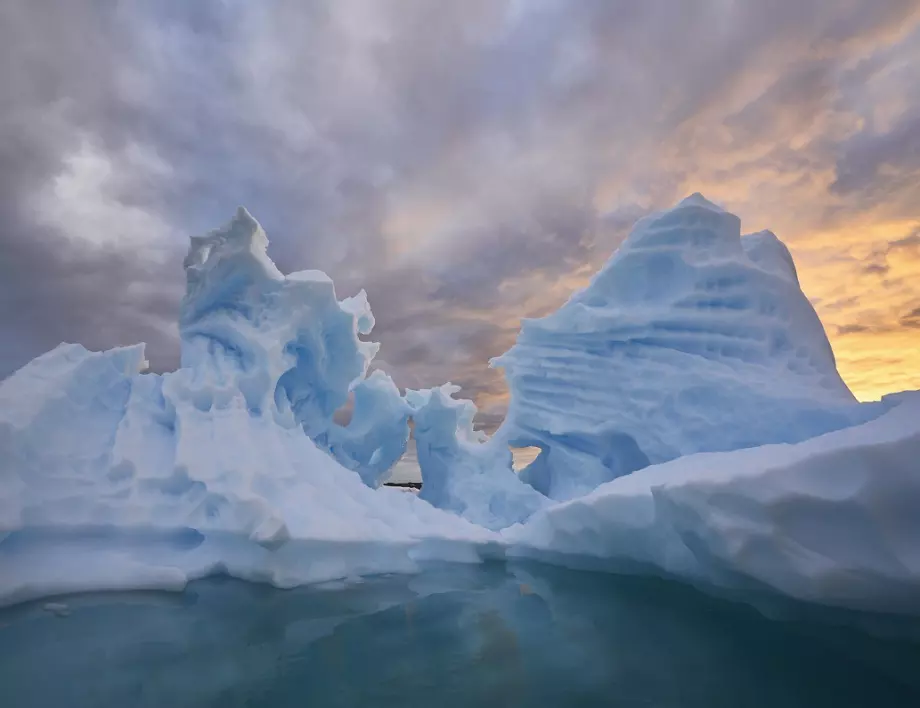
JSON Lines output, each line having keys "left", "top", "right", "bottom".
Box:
{"left": 2, "top": 561, "right": 920, "bottom": 708}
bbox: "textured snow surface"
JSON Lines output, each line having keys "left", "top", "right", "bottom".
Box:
{"left": 504, "top": 391, "right": 920, "bottom": 614}
{"left": 1, "top": 196, "right": 918, "bottom": 615}
{"left": 493, "top": 194, "right": 881, "bottom": 501}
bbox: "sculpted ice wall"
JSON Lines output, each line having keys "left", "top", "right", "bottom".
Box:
{"left": 406, "top": 385, "right": 546, "bottom": 531}
{"left": 320, "top": 371, "right": 411, "bottom": 488}
{"left": 2, "top": 198, "right": 919, "bottom": 615}
{"left": 385, "top": 194, "right": 884, "bottom": 519}
{"left": 0, "top": 198, "right": 885, "bottom": 537}
{"left": 178, "top": 207, "right": 410, "bottom": 482}
{"left": 490, "top": 194, "right": 880, "bottom": 500}
{"left": 180, "top": 208, "right": 422, "bottom": 496}
{"left": 0, "top": 209, "right": 491, "bottom": 592}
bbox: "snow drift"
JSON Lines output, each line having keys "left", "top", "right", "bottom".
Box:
{"left": 1, "top": 196, "right": 918, "bottom": 616}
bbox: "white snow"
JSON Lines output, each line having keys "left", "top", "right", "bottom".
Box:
{"left": 1, "top": 196, "right": 918, "bottom": 615}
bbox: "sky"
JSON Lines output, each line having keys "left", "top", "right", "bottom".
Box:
{"left": 2, "top": 0, "right": 919, "bottom": 431}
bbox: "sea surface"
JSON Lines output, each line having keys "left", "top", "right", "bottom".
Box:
{"left": 2, "top": 561, "right": 919, "bottom": 707}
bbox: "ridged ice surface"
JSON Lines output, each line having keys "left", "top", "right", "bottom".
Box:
{"left": 505, "top": 390, "right": 920, "bottom": 615}
{"left": 493, "top": 194, "right": 881, "bottom": 501}
{"left": 1, "top": 196, "right": 918, "bottom": 617}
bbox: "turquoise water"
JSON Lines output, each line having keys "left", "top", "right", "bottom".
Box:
{"left": 2, "top": 562, "right": 919, "bottom": 707}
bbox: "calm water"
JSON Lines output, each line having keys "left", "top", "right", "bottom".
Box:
{"left": 2, "top": 562, "right": 919, "bottom": 708}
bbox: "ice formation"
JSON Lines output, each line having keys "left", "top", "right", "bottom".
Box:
{"left": 505, "top": 390, "right": 919, "bottom": 615}
{"left": 492, "top": 194, "right": 880, "bottom": 501}
{"left": 1, "top": 195, "right": 918, "bottom": 616}
{"left": 179, "top": 208, "right": 410, "bottom": 479}
{"left": 0, "top": 209, "right": 493, "bottom": 605}
{"left": 406, "top": 385, "right": 547, "bottom": 531}
{"left": 320, "top": 371, "right": 411, "bottom": 488}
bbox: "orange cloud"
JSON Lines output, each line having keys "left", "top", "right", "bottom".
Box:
{"left": 786, "top": 219, "right": 920, "bottom": 400}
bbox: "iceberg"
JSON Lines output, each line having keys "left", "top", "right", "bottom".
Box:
{"left": 407, "top": 384, "right": 547, "bottom": 531}
{"left": 491, "top": 194, "right": 881, "bottom": 501}
{"left": 320, "top": 370, "right": 411, "bottom": 489}
{"left": 0, "top": 209, "right": 494, "bottom": 605}
{"left": 1, "top": 196, "right": 918, "bottom": 616}
{"left": 505, "top": 390, "right": 919, "bottom": 615}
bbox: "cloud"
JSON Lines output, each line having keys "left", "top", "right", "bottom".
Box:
{"left": 837, "top": 323, "right": 872, "bottom": 335}
{"left": 863, "top": 262, "right": 891, "bottom": 275}
{"left": 889, "top": 228, "right": 920, "bottom": 250}
{"left": 2, "top": 0, "right": 920, "bottom": 420}
{"left": 901, "top": 305, "right": 920, "bottom": 327}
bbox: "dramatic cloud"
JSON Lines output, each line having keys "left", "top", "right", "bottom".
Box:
{"left": 1, "top": 0, "right": 919, "bottom": 424}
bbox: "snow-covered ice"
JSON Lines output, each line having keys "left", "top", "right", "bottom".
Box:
{"left": 1, "top": 196, "right": 918, "bottom": 615}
